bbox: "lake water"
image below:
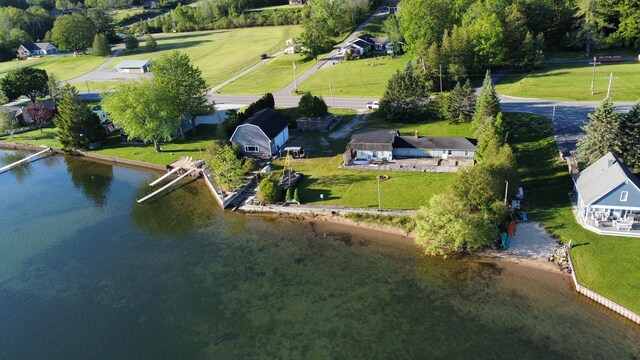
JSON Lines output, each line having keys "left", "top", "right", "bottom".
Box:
{"left": 0, "top": 150, "right": 638, "bottom": 359}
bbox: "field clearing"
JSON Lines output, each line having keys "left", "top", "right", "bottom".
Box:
{"left": 496, "top": 62, "right": 640, "bottom": 101}
{"left": 506, "top": 112, "right": 640, "bottom": 313}
{"left": 112, "top": 7, "right": 146, "bottom": 22}
{"left": 112, "top": 26, "right": 302, "bottom": 87}
{"left": 217, "top": 53, "right": 315, "bottom": 94}
{"left": 0, "top": 55, "right": 106, "bottom": 82}
{"left": 296, "top": 55, "right": 408, "bottom": 97}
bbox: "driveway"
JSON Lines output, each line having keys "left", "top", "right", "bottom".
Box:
{"left": 66, "top": 47, "right": 150, "bottom": 85}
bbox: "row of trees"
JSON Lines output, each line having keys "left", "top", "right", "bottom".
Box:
{"left": 102, "top": 51, "right": 211, "bottom": 152}
{"left": 0, "top": 6, "right": 53, "bottom": 61}
{"left": 576, "top": 98, "right": 640, "bottom": 173}
{"left": 415, "top": 72, "right": 518, "bottom": 255}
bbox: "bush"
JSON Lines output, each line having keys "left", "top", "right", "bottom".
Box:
{"left": 285, "top": 187, "right": 293, "bottom": 202}
{"left": 293, "top": 187, "right": 299, "bottom": 202}
{"left": 243, "top": 158, "right": 259, "bottom": 172}
{"left": 257, "top": 178, "right": 280, "bottom": 204}
{"left": 124, "top": 34, "right": 139, "bottom": 50}
{"left": 298, "top": 92, "right": 328, "bottom": 117}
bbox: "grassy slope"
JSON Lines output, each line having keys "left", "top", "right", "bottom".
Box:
{"left": 217, "top": 53, "right": 315, "bottom": 94}
{"left": 0, "top": 55, "right": 106, "bottom": 81}
{"left": 0, "top": 125, "right": 218, "bottom": 166}
{"left": 296, "top": 55, "right": 408, "bottom": 97}
{"left": 496, "top": 62, "right": 640, "bottom": 101}
{"left": 112, "top": 26, "right": 302, "bottom": 87}
{"left": 506, "top": 112, "right": 640, "bottom": 313}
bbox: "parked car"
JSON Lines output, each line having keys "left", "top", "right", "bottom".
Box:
{"left": 366, "top": 101, "right": 379, "bottom": 110}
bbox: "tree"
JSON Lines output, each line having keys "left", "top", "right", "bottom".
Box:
{"left": 54, "top": 85, "right": 105, "bottom": 150}
{"left": 298, "top": 92, "right": 328, "bottom": 117}
{"left": 47, "top": 73, "right": 60, "bottom": 104}
{"left": 43, "top": 30, "right": 52, "bottom": 42}
{"left": 0, "top": 67, "right": 48, "bottom": 103}
{"left": 151, "top": 51, "right": 211, "bottom": 135}
{"left": 102, "top": 79, "right": 181, "bottom": 152}
{"left": 92, "top": 33, "right": 111, "bottom": 56}
{"left": 398, "top": 0, "right": 456, "bottom": 52}
{"left": 601, "top": 0, "right": 640, "bottom": 47}
{"left": 378, "top": 62, "right": 430, "bottom": 122}
{"left": 51, "top": 13, "right": 96, "bottom": 51}
{"left": 88, "top": 8, "right": 117, "bottom": 44}
{"left": 145, "top": 33, "right": 157, "bottom": 49}
{"left": 383, "top": 14, "right": 403, "bottom": 54}
{"left": 257, "top": 178, "right": 280, "bottom": 204}
{"left": 443, "top": 80, "right": 475, "bottom": 123}
{"left": 124, "top": 34, "right": 139, "bottom": 50}
{"left": 620, "top": 102, "right": 640, "bottom": 172}
{"left": 0, "top": 107, "right": 18, "bottom": 132}
{"left": 25, "top": 102, "right": 55, "bottom": 131}
{"left": 570, "top": 0, "right": 607, "bottom": 56}
{"left": 415, "top": 191, "right": 498, "bottom": 255}
{"left": 576, "top": 97, "right": 621, "bottom": 165}
{"left": 299, "top": 19, "right": 333, "bottom": 60}
{"left": 472, "top": 70, "right": 500, "bottom": 135}
{"left": 462, "top": 3, "right": 507, "bottom": 66}
{"left": 206, "top": 142, "right": 244, "bottom": 191}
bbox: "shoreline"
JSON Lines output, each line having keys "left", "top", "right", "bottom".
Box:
{"left": 249, "top": 210, "right": 566, "bottom": 275}
{"left": 0, "top": 144, "right": 564, "bottom": 275}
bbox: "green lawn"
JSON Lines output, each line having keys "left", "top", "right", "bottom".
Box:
{"left": 112, "top": 7, "right": 146, "bottom": 22}
{"left": 0, "top": 55, "right": 106, "bottom": 82}
{"left": 112, "top": 27, "right": 302, "bottom": 87}
{"left": 273, "top": 155, "right": 453, "bottom": 209}
{"left": 496, "top": 62, "right": 640, "bottom": 101}
{"left": 365, "top": 113, "right": 474, "bottom": 138}
{"left": 358, "top": 13, "right": 389, "bottom": 37}
{"left": 0, "top": 125, "right": 218, "bottom": 166}
{"left": 296, "top": 55, "right": 409, "bottom": 97}
{"left": 506, "top": 112, "right": 640, "bottom": 313}
{"left": 217, "top": 53, "right": 315, "bottom": 94}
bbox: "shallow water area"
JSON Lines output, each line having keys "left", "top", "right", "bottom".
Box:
{"left": 0, "top": 150, "right": 638, "bottom": 359}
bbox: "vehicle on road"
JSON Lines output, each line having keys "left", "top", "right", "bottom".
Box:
{"left": 366, "top": 101, "right": 379, "bottom": 110}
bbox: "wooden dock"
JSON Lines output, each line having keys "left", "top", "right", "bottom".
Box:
{"left": 137, "top": 157, "right": 205, "bottom": 203}
{"left": 0, "top": 147, "right": 52, "bottom": 174}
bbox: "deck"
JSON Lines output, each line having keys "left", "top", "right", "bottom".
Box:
{"left": 576, "top": 212, "right": 640, "bottom": 238}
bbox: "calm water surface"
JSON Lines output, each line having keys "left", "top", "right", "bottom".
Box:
{"left": 0, "top": 150, "right": 638, "bottom": 359}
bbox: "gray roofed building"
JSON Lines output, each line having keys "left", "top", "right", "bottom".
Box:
{"left": 116, "top": 60, "right": 151, "bottom": 73}
{"left": 17, "top": 42, "right": 58, "bottom": 59}
{"left": 573, "top": 152, "right": 640, "bottom": 236}
{"left": 347, "top": 129, "right": 398, "bottom": 151}
{"left": 230, "top": 108, "right": 290, "bottom": 157}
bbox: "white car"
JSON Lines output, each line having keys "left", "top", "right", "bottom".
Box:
{"left": 366, "top": 101, "right": 379, "bottom": 110}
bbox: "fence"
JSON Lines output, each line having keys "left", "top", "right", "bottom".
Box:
{"left": 567, "top": 250, "right": 640, "bottom": 324}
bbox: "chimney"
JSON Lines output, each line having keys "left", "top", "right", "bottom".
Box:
{"left": 415, "top": 130, "right": 419, "bottom": 139}
{"left": 608, "top": 159, "right": 615, "bottom": 168}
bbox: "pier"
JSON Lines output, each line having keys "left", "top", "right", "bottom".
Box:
{"left": 0, "top": 147, "right": 52, "bottom": 174}
{"left": 137, "top": 157, "right": 204, "bottom": 203}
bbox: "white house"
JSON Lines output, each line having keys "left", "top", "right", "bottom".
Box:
{"left": 116, "top": 60, "right": 151, "bottom": 73}
{"left": 230, "top": 108, "right": 290, "bottom": 157}
{"left": 17, "top": 43, "right": 58, "bottom": 59}
{"left": 574, "top": 152, "right": 640, "bottom": 235}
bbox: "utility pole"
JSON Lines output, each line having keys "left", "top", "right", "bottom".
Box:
{"left": 504, "top": 180, "right": 509, "bottom": 205}
{"left": 439, "top": 64, "right": 443, "bottom": 93}
{"left": 552, "top": 105, "right": 557, "bottom": 123}
{"left": 589, "top": 56, "right": 600, "bottom": 95}
{"left": 86, "top": 80, "right": 90, "bottom": 94}
{"left": 329, "top": 82, "right": 335, "bottom": 109}
{"left": 607, "top": 72, "right": 613, "bottom": 98}
{"left": 293, "top": 61, "right": 297, "bottom": 94}
{"left": 377, "top": 175, "right": 382, "bottom": 211}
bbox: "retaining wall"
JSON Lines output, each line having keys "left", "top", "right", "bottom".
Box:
{"left": 567, "top": 250, "right": 640, "bottom": 324}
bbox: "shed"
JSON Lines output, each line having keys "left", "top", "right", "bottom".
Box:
{"left": 230, "top": 108, "right": 290, "bottom": 157}
{"left": 346, "top": 129, "right": 398, "bottom": 161}
{"left": 116, "top": 60, "right": 151, "bottom": 73}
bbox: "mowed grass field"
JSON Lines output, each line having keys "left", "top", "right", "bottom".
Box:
{"left": 296, "top": 55, "right": 408, "bottom": 97}
{"left": 0, "top": 55, "right": 106, "bottom": 81}
{"left": 496, "top": 62, "right": 640, "bottom": 101}
{"left": 112, "top": 26, "right": 302, "bottom": 87}
{"left": 217, "top": 53, "right": 315, "bottom": 94}
{"left": 506, "top": 112, "right": 640, "bottom": 313}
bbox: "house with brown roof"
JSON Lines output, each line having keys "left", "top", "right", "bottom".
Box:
{"left": 17, "top": 43, "right": 58, "bottom": 59}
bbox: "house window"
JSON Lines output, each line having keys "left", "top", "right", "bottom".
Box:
{"left": 620, "top": 191, "right": 628, "bottom": 202}
{"left": 245, "top": 145, "right": 259, "bottom": 152}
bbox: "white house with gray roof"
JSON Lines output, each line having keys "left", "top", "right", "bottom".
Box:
{"left": 116, "top": 60, "right": 151, "bottom": 73}
{"left": 230, "top": 108, "right": 289, "bottom": 157}
{"left": 574, "top": 152, "right": 640, "bottom": 235}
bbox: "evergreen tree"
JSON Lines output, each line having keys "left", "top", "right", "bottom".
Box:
{"left": 43, "top": 30, "right": 52, "bottom": 43}
{"left": 576, "top": 97, "right": 622, "bottom": 165}
{"left": 145, "top": 34, "right": 157, "bottom": 49}
{"left": 443, "top": 80, "right": 475, "bottom": 123}
{"left": 472, "top": 70, "right": 500, "bottom": 135}
{"left": 298, "top": 92, "right": 328, "bottom": 117}
{"left": 92, "top": 33, "right": 111, "bottom": 56}
{"left": 378, "top": 62, "right": 430, "bottom": 122}
{"left": 124, "top": 34, "right": 139, "bottom": 51}
{"left": 54, "top": 85, "right": 105, "bottom": 150}
{"left": 620, "top": 102, "right": 640, "bottom": 172}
